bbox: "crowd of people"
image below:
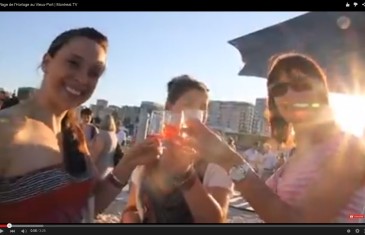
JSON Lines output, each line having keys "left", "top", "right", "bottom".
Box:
{"left": 1, "top": 27, "right": 365, "bottom": 224}
{"left": 0, "top": 90, "right": 19, "bottom": 110}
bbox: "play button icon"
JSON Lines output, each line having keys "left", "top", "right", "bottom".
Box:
{"left": 0, "top": 229, "right": 3, "bottom": 233}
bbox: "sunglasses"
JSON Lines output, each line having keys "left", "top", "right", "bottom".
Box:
{"left": 269, "top": 81, "right": 313, "bottom": 97}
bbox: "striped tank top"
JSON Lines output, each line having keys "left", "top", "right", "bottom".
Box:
{"left": 0, "top": 163, "right": 95, "bottom": 223}
{"left": 266, "top": 132, "right": 365, "bottom": 223}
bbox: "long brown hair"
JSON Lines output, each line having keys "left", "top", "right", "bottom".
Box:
{"left": 267, "top": 53, "right": 329, "bottom": 144}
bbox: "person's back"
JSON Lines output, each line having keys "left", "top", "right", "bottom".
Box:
{"left": 94, "top": 130, "right": 118, "bottom": 177}
{"left": 91, "top": 115, "right": 119, "bottom": 177}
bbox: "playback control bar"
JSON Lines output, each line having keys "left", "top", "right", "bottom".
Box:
{"left": 2, "top": 224, "right": 365, "bottom": 235}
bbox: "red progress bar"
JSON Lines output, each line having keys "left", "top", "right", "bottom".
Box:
{"left": 0, "top": 224, "right": 7, "bottom": 228}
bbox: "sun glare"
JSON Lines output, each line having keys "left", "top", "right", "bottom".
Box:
{"left": 330, "top": 93, "right": 365, "bottom": 137}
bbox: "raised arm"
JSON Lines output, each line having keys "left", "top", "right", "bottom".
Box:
{"left": 120, "top": 167, "right": 142, "bottom": 223}
{"left": 222, "top": 146, "right": 365, "bottom": 223}
{"left": 158, "top": 140, "right": 232, "bottom": 223}
{"left": 185, "top": 119, "right": 365, "bottom": 223}
{"left": 93, "top": 139, "right": 160, "bottom": 214}
{"left": 121, "top": 183, "right": 141, "bottom": 223}
{"left": 182, "top": 163, "right": 233, "bottom": 223}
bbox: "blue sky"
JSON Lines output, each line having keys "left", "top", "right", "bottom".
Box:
{"left": 0, "top": 12, "right": 306, "bottom": 107}
{"left": 3, "top": 12, "right": 365, "bottom": 136}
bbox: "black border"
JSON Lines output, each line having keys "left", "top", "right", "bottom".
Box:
{"left": 14, "top": 224, "right": 362, "bottom": 235}
{"left": 0, "top": 0, "right": 356, "bottom": 11}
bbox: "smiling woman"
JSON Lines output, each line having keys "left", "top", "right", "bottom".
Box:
{"left": 330, "top": 93, "right": 365, "bottom": 137}
{"left": 0, "top": 27, "right": 161, "bottom": 223}
{"left": 185, "top": 53, "right": 365, "bottom": 224}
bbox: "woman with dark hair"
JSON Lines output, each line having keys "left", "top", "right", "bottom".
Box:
{"left": 0, "top": 27, "right": 159, "bottom": 223}
{"left": 184, "top": 53, "right": 365, "bottom": 223}
{"left": 121, "top": 75, "right": 233, "bottom": 223}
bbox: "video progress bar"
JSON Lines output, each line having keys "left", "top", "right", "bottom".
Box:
{"left": 11, "top": 225, "right": 44, "bottom": 228}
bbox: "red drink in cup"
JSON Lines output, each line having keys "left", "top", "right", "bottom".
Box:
{"left": 162, "top": 123, "right": 180, "bottom": 139}
{"left": 147, "top": 110, "right": 183, "bottom": 141}
{"left": 162, "top": 111, "right": 183, "bottom": 140}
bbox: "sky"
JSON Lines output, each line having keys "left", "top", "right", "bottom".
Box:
{"left": 1, "top": 12, "right": 365, "bottom": 136}
{"left": 0, "top": 12, "right": 306, "bottom": 107}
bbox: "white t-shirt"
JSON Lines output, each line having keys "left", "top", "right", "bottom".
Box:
{"left": 244, "top": 148, "right": 263, "bottom": 169}
{"left": 130, "top": 163, "right": 234, "bottom": 219}
{"left": 117, "top": 130, "right": 127, "bottom": 143}
{"left": 261, "top": 152, "right": 278, "bottom": 170}
{"left": 244, "top": 148, "right": 260, "bottom": 162}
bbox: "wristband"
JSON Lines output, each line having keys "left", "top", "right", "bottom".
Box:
{"left": 106, "top": 172, "right": 126, "bottom": 189}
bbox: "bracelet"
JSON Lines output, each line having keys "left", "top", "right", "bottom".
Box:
{"left": 106, "top": 172, "right": 126, "bottom": 189}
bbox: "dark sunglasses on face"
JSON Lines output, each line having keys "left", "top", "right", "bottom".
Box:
{"left": 269, "top": 81, "right": 313, "bottom": 97}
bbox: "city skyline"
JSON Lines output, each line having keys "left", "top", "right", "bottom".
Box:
{"left": 7, "top": 84, "right": 365, "bottom": 138}
{"left": 0, "top": 12, "right": 305, "bottom": 106}
{"left": 85, "top": 94, "right": 365, "bottom": 138}
{"left": 88, "top": 96, "right": 271, "bottom": 138}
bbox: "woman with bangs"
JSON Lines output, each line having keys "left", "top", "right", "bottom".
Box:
{"left": 121, "top": 75, "right": 233, "bottom": 223}
{"left": 184, "top": 53, "right": 365, "bottom": 223}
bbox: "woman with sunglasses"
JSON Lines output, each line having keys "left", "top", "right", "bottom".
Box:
{"left": 121, "top": 75, "right": 233, "bottom": 223}
{"left": 185, "top": 53, "right": 365, "bottom": 223}
{"left": 0, "top": 28, "right": 160, "bottom": 223}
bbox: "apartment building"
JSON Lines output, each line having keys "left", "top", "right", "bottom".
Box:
{"left": 207, "top": 101, "right": 255, "bottom": 134}
{"left": 252, "top": 98, "right": 270, "bottom": 136}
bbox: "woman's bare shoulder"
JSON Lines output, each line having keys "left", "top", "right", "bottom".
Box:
{"left": 0, "top": 106, "right": 27, "bottom": 162}
{"left": 1, "top": 102, "right": 27, "bottom": 123}
{"left": 0, "top": 106, "right": 24, "bottom": 137}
